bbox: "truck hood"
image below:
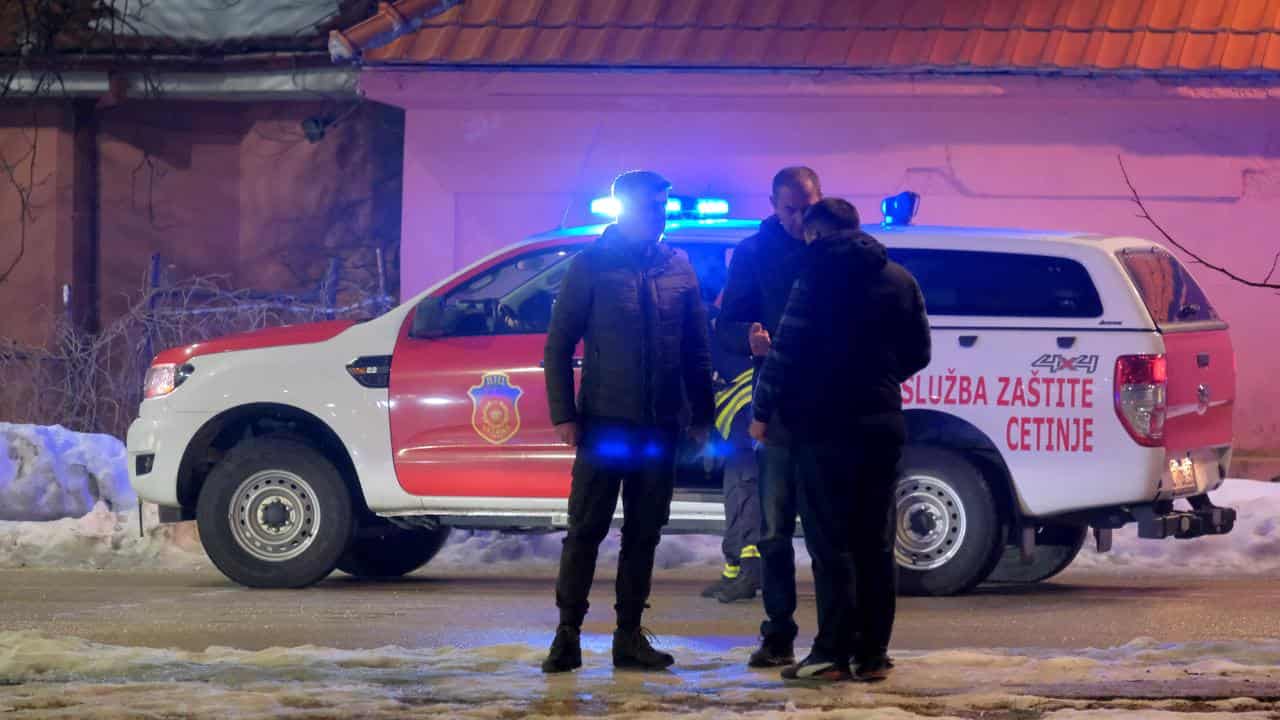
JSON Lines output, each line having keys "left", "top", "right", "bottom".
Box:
{"left": 151, "top": 320, "right": 356, "bottom": 365}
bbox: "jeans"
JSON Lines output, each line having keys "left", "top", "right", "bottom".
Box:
{"left": 554, "top": 420, "right": 677, "bottom": 630}
{"left": 757, "top": 443, "right": 801, "bottom": 644}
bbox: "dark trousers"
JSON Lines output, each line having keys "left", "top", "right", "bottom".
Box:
{"left": 794, "top": 416, "right": 904, "bottom": 663}
{"left": 757, "top": 443, "right": 800, "bottom": 644}
{"left": 554, "top": 420, "right": 677, "bottom": 630}
{"left": 721, "top": 442, "right": 761, "bottom": 566}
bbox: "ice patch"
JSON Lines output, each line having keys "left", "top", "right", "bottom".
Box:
{"left": 1, "top": 631, "right": 1278, "bottom": 719}
{"left": 0, "top": 423, "right": 134, "bottom": 521}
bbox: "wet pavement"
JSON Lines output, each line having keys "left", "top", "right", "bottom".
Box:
{"left": 2, "top": 565, "right": 1277, "bottom": 653}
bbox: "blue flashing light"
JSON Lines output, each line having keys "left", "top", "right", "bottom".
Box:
{"left": 695, "top": 198, "right": 730, "bottom": 217}
{"left": 595, "top": 439, "right": 630, "bottom": 460}
{"left": 881, "top": 191, "right": 920, "bottom": 227}
{"left": 666, "top": 198, "right": 683, "bottom": 214}
{"left": 591, "top": 196, "right": 622, "bottom": 218}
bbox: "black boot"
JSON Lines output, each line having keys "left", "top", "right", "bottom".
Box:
{"left": 700, "top": 565, "right": 738, "bottom": 598}
{"left": 747, "top": 635, "right": 795, "bottom": 669}
{"left": 714, "top": 557, "right": 761, "bottom": 603}
{"left": 541, "top": 625, "right": 582, "bottom": 673}
{"left": 854, "top": 655, "right": 894, "bottom": 683}
{"left": 612, "top": 627, "right": 675, "bottom": 670}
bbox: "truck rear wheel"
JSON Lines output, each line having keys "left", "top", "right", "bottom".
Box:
{"left": 986, "top": 524, "right": 1087, "bottom": 584}
{"left": 197, "top": 437, "right": 353, "bottom": 589}
{"left": 895, "top": 447, "right": 1004, "bottom": 597}
{"left": 337, "top": 521, "right": 451, "bottom": 579}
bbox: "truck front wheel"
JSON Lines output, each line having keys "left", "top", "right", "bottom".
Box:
{"left": 197, "top": 437, "right": 354, "bottom": 589}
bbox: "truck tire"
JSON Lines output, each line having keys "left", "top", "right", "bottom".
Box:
{"left": 895, "top": 447, "right": 1004, "bottom": 597}
{"left": 986, "top": 524, "right": 1088, "bottom": 584}
{"left": 197, "top": 437, "right": 354, "bottom": 589}
{"left": 337, "top": 522, "right": 451, "bottom": 579}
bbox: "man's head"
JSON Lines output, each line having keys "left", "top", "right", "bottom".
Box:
{"left": 770, "top": 166, "right": 822, "bottom": 240}
{"left": 801, "top": 197, "right": 860, "bottom": 245}
{"left": 611, "top": 170, "right": 671, "bottom": 245}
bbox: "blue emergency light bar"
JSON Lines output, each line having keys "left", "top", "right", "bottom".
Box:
{"left": 591, "top": 194, "right": 728, "bottom": 219}
{"left": 881, "top": 191, "right": 920, "bottom": 227}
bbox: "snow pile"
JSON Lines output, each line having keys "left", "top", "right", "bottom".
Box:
{"left": 0, "top": 502, "right": 206, "bottom": 570}
{"left": 0, "top": 630, "right": 1278, "bottom": 719}
{"left": 1072, "top": 479, "right": 1280, "bottom": 575}
{"left": 0, "top": 423, "right": 135, "bottom": 521}
{"left": 436, "top": 529, "right": 728, "bottom": 571}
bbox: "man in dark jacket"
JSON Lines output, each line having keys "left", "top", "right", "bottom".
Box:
{"left": 751, "top": 198, "right": 931, "bottom": 682}
{"left": 542, "top": 170, "right": 715, "bottom": 674}
{"left": 714, "top": 167, "right": 821, "bottom": 666}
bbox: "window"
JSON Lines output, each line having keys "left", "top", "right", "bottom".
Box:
{"left": 671, "top": 243, "right": 734, "bottom": 317}
{"left": 1117, "top": 248, "right": 1220, "bottom": 327}
{"left": 433, "top": 246, "right": 581, "bottom": 336}
{"left": 891, "top": 248, "right": 1103, "bottom": 318}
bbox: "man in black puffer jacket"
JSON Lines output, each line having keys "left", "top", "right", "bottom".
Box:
{"left": 542, "top": 170, "right": 715, "bottom": 674}
{"left": 751, "top": 198, "right": 931, "bottom": 683}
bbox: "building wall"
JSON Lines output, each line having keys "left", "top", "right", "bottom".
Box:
{"left": 0, "top": 105, "right": 73, "bottom": 348}
{"left": 366, "top": 70, "right": 1280, "bottom": 475}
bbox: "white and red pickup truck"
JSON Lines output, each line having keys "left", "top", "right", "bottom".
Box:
{"left": 128, "top": 195, "right": 1237, "bottom": 595}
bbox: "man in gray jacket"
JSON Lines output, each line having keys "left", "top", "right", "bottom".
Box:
{"left": 542, "top": 170, "right": 715, "bottom": 673}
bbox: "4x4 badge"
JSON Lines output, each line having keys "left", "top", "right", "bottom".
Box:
{"left": 469, "top": 372, "right": 524, "bottom": 445}
{"left": 1032, "top": 354, "right": 1100, "bottom": 374}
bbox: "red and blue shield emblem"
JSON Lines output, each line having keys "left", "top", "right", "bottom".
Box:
{"left": 468, "top": 372, "right": 523, "bottom": 445}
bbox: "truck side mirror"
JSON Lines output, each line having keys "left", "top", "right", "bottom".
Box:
{"left": 410, "top": 297, "right": 458, "bottom": 339}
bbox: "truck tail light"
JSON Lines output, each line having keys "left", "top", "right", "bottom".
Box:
{"left": 1114, "top": 354, "right": 1167, "bottom": 447}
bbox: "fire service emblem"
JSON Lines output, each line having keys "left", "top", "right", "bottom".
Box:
{"left": 468, "top": 372, "right": 524, "bottom": 445}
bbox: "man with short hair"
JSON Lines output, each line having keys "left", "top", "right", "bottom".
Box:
{"left": 751, "top": 197, "right": 932, "bottom": 682}
{"left": 714, "top": 167, "right": 822, "bottom": 666}
{"left": 542, "top": 170, "right": 715, "bottom": 673}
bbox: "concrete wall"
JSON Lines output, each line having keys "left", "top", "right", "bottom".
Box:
{"left": 364, "top": 70, "right": 1280, "bottom": 476}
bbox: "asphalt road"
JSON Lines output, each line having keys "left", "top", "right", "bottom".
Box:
{"left": 3, "top": 565, "right": 1276, "bottom": 653}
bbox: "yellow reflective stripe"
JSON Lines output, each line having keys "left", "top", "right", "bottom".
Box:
{"left": 715, "top": 374, "right": 753, "bottom": 407}
{"left": 739, "top": 545, "right": 761, "bottom": 559}
{"left": 715, "top": 383, "right": 752, "bottom": 437}
{"left": 717, "top": 390, "right": 754, "bottom": 439}
{"left": 722, "top": 563, "right": 741, "bottom": 579}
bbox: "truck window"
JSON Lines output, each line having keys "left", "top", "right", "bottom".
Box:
{"left": 437, "top": 247, "right": 580, "bottom": 335}
{"left": 1116, "top": 248, "right": 1220, "bottom": 326}
{"left": 890, "top": 248, "right": 1104, "bottom": 318}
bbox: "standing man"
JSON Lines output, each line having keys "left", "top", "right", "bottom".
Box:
{"left": 751, "top": 198, "right": 931, "bottom": 682}
{"left": 542, "top": 170, "right": 715, "bottom": 674}
{"left": 714, "top": 167, "right": 822, "bottom": 663}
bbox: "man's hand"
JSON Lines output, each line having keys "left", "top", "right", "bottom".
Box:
{"left": 748, "top": 322, "right": 772, "bottom": 357}
{"left": 555, "top": 422, "right": 582, "bottom": 448}
{"left": 749, "top": 420, "right": 768, "bottom": 444}
{"left": 688, "top": 425, "right": 711, "bottom": 447}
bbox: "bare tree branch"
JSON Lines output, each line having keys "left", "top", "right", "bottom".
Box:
{"left": 1118, "top": 154, "right": 1280, "bottom": 290}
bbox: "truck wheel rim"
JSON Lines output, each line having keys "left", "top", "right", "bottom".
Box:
{"left": 895, "top": 474, "right": 966, "bottom": 571}
{"left": 228, "top": 470, "right": 321, "bottom": 562}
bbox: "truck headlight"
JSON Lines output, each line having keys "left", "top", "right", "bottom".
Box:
{"left": 144, "top": 363, "right": 193, "bottom": 398}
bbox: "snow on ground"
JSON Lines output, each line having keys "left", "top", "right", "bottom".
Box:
{"left": 0, "top": 423, "right": 135, "bottom": 521}
{"left": 1, "top": 630, "right": 1278, "bottom": 718}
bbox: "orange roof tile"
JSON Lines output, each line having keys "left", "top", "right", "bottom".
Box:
{"left": 332, "top": 0, "right": 1280, "bottom": 75}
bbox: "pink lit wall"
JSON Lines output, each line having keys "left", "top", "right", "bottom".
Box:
{"left": 363, "top": 70, "right": 1280, "bottom": 478}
